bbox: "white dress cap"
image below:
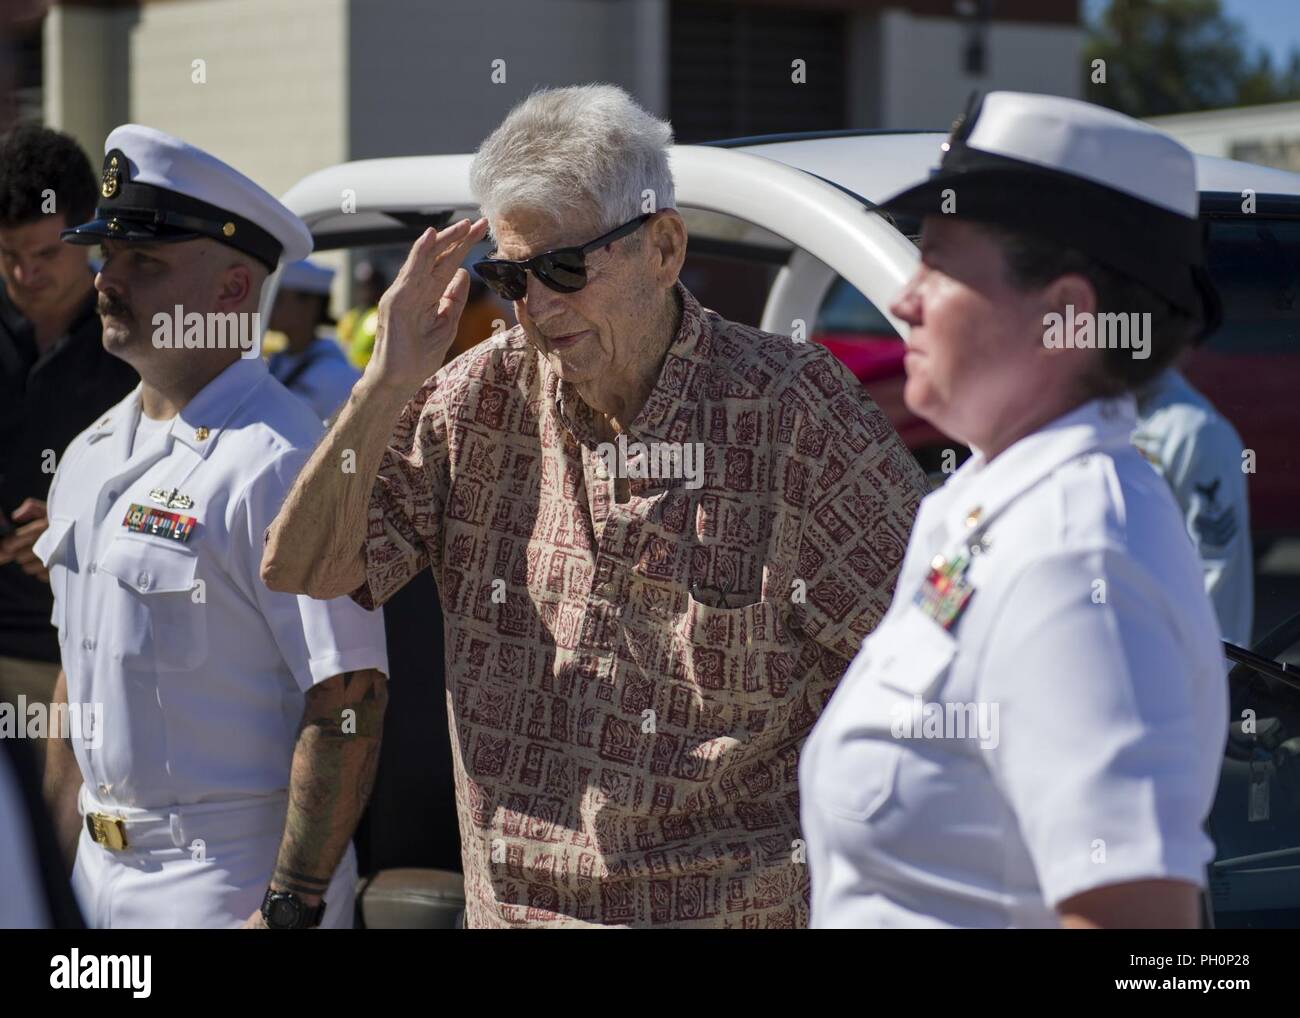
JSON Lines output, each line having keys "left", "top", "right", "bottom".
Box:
{"left": 279, "top": 259, "right": 335, "bottom": 297}
{"left": 965, "top": 92, "right": 1197, "bottom": 218}
{"left": 62, "top": 123, "right": 311, "bottom": 268}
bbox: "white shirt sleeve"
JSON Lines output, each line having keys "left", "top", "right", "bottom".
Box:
{"left": 233, "top": 447, "right": 389, "bottom": 692}
{"left": 1160, "top": 413, "right": 1253, "bottom": 647}
{"left": 975, "top": 546, "right": 1223, "bottom": 909}
{"left": 34, "top": 446, "right": 73, "bottom": 629}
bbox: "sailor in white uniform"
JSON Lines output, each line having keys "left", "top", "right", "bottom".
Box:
{"left": 267, "top": 259, "right": 359, "bottom": 423}
{"left": 1133, "top": 367, "right": 1254, "bottom": 646}
{"left": 35, "top": 125, "right": 389, "bottom": 929}
{"left": 800, "top": 92, "right": 1230, "bottom": 928}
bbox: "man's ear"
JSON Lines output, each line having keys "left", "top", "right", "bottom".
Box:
{"left": 649, "top": 210, "right": 687, "bottom": 285}
{"left": 216, "top": 258, "right": 261, "bottom": 311}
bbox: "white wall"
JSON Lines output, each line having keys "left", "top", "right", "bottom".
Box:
{"left": 43, "top": 4, "right": 134, "bottom": 162}
{"left": 126, "top": 0, "right": 350, "bottom": 198}
{"left": 345, "top": 0, "right": 667, "bottom": 159}
{"left": 873, "top": 9, "right": 1084, "bottom": 130}
{"left": 1148, "top": 102, "right": 1300, "bottom": 171}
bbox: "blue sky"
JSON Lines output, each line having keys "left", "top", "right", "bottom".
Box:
{"left": 1084, "top": 0, "right": 1300, "bottom": 67}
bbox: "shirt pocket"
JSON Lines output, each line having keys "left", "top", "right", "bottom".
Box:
{"left": 672, "top": 594, "right": 802, "bottom": 729}
{"left": 809, "top": 605, "right": 957, "bottom": 822}
{"left": 36, "top": 515, "right": 77, "bottom": 639}
{"left": 97, "top": 532, "right": 207, "bottom": 672}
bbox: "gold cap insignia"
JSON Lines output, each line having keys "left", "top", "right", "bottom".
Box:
{"left": 101, "top": 155, "right": 120, "bottom": 199}
{"left": 222, "top": 222, "right": 236, "bottom": 237}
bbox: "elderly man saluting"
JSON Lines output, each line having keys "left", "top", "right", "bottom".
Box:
{"left": 263, "top": 85, "right": 928, "bottom": 927}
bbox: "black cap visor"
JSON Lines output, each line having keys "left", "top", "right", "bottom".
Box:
{"left": 60, "top": 177, "right": 282, "bottom": 271}
{"left": 61, "top": 213, "right": 202, "bottom": 247}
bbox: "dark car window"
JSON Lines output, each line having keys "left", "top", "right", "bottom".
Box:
{"left": 1203, "top": 219, "right": 1300, "bottom": 357}
{"left": 815, "top": 277, "right": 901, "bottom": 338}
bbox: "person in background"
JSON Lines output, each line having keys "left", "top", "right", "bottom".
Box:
{"left": 342, "top": 257, "right": 503, "bottom": 370}
{"left": 1133, "top": 366, "right": 1253, "bottom": 647}
{"left": 0, "top": 123, "right": 137, "bottom": 718}
{"left": 268, "top": 258, "right": 359, "bottom": 423}
{"left": 1, "top": 733, "right": 83, "bottom": 927}
{"left": 338, "top": 258, "right": 385, "bottom": 369}
{"left": 441, "top": 275, "right": 506, "bottom": 363}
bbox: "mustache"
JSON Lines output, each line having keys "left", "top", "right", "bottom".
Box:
{"left": 97, "top": 293, "right": 134, "bottom": 322}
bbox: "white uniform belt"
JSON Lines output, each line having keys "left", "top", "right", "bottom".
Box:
{"left": 79, "top": 784, "right": 288, "bottom": 853}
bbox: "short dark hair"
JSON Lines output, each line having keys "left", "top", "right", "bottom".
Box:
{"left": 0, "top": 122, "right": 98, "bottom": 230}
{"left": 975, "top": 222, "right": 1203, "bottom": 397}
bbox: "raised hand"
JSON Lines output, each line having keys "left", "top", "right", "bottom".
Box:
{"left": 364, "top": 217, "right": 489, "bottom": 396}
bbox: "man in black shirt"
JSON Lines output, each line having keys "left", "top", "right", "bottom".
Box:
{"left": 0, "top": 124, "right": 137, "bottom": 714}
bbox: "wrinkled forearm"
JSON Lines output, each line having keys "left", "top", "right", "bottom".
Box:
{"left": 270, "top": 669, "right": 388, "bottom": 907}
{"left": 260, "top": 379, "right": 410, "bottom": 599}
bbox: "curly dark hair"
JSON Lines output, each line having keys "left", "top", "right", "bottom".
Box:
{"left": 0, "top": 122, "right": 97, "bottom": 230}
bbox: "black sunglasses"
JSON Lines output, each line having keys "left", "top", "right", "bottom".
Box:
{"left": 471, "top": 213, "right": 654, "bottom": 301}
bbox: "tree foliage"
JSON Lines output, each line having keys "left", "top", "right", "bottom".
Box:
{"left": 1086, "top": 0, "right": 1300, "bottom": 116}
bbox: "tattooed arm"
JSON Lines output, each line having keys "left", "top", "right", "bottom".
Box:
{"left": 244, "top": 668, "right": 388, "bottom": 928}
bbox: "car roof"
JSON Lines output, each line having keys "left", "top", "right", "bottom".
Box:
{"left": 731, "top": 131, "right": 1300, "bottom": 203}
{"left": 281, "top": 129, "right": 1300, "bottom": 251}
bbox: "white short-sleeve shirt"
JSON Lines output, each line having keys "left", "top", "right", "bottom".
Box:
{"left": 35, "top": 357, "right": 388, "bottom": 809}
{"left": 1133, "top": 368, "right": 1253, "bottom": 647}
{"left": 799, "top": 396, "right": 1229, "bottom": 928}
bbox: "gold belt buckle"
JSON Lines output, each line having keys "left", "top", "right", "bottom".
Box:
{"left": 86, "top": 812, "right": 129, "bottom": 851}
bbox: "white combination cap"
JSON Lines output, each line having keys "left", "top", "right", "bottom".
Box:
{"left": 61, "top": 124, "right": 312, "bottom": 270}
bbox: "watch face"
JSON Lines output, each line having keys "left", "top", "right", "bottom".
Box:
{"left": 268, "top": 897, "right": 300, "bottom": 928}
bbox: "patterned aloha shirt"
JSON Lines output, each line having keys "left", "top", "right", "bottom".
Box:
{"left": 352, "top": 283, "right": 928, "bottom": 927}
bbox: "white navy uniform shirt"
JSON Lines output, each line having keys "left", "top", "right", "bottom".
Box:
{"left": 1133, "top": 368, "right": 1253, "bottom": 647}
{"left": 799, "top": 397, "right": 1229, "bottom": 928}
{"left": 35, "top": 356, "right": 388, "bottom": 809}
{"left": 267, "top": 337, "right": 359, "bottom": 424}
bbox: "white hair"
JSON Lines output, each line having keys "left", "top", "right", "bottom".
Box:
{"left": 469, "top": 84, "right": 675, "bottom": 236}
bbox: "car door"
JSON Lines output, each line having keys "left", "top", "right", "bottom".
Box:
{"left": 1209, "top": 617, "right": 1300, "bottom": 927}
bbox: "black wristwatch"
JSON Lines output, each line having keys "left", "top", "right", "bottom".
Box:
{"left": 261, "top": 888, "right": 326, "bottom": 929}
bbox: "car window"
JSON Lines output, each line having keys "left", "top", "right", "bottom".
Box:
{"left": 1203, "top": 219, "right": 1300, "bottom": 356}
{"left": 679, "top": 249, "right": 780, "bottom": 328}
{"left": 815, "top": 277, "right": 900, "bottom": 338}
